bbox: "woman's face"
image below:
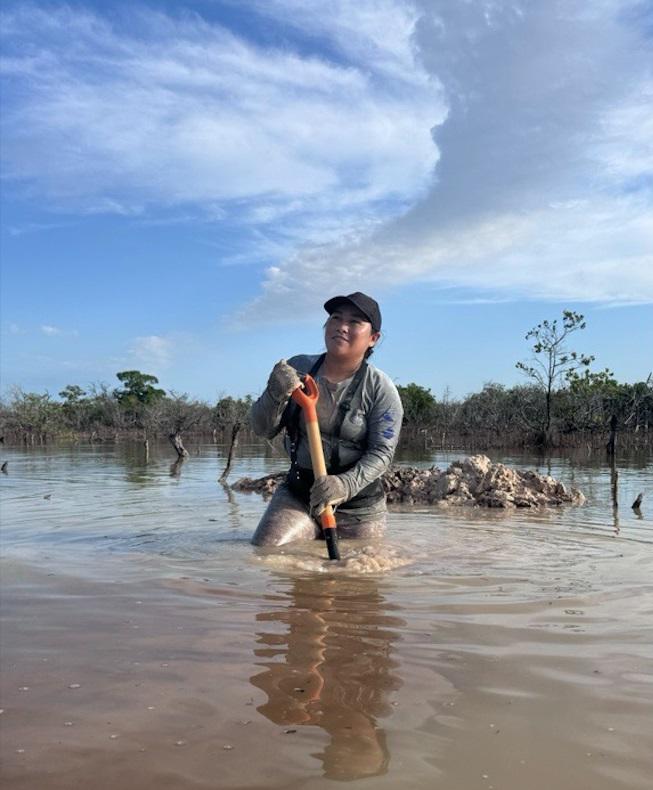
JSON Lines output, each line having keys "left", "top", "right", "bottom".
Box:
{"left": 324, "top": 305, "right": 380, "bottom": 361}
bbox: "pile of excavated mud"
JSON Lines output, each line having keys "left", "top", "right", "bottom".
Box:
{"left": 232, "top": 454, "right": 585, "bottom": 508}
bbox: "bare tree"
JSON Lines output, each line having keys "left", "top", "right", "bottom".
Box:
{"left": 161, "top": 393, "right": 207, "bottom": 458}
{"left": 516, "top": 310, "right": 594, "bottom": 445}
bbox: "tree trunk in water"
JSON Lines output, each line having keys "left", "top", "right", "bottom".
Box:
{"left": 544, "top": 388, "right": 552, "bottom": 448}
{"left": 606, "top": 414, "right": 617, "bottom": 456}
{"left": 610, "top": 459, "right": 618, "bottom": 509}
{"left": 169, "top": 432, "right": 190, "bottom": 459}
{"left": 219, "top": 422, "right": 242, "bottom": 482}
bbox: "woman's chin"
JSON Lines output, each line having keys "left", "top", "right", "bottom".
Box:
{"left": 326, "top": 339, "right": 350, "bottom": 355}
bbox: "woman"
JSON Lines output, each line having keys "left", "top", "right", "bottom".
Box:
{"left": 250, "top": 292, "right": 403, "bottom": 546}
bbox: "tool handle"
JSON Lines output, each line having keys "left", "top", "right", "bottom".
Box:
{"left": 292, "top": 376, "right": 340, "bottom": 561}
{"left": 305, "top": 420, "right": 340, "bottom": 559}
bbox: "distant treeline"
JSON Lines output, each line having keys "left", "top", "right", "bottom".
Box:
{"left": 396, "top": 309, "right": 652, "bottom": 451}
{"left": 1, "top": 368, "right": 651, "bottom": 452}
{"left": 0, "top": 372, "right": 253, "bottom": 447}
{"left": 396, "top": 377, "right": 652, "bottom": 451}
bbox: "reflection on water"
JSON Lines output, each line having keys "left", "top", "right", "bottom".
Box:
{"left": 169, "top": 456, "right": 186, "bottom": 478}
{"left": 251, "top": 574, "right": 405, "bottom": 780}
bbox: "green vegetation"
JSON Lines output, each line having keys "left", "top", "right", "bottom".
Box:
{"left": 1, "top": 312, "right": 651, "bottom": 450}
{"left": 0, "top": 373, "right": 252, "bottom": 446}
{"left": 397, "top": 377, "right": 651, "bottom": 450}
{"left": 398, "top": 310, "right": 651, "bottom": 450}
{"left": 114, "top": 370, "right": 166, "bottom": 408}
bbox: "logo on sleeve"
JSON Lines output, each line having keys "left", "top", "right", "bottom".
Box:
{"left": 381, "top": 410, "right": 396, "bottom": 439}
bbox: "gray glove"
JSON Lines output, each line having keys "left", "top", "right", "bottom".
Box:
{"left": 267, "top": 359, "right": 302, "bottom": 402}
{"left": 310, "top": 474, "right": 348, "bottom": 516}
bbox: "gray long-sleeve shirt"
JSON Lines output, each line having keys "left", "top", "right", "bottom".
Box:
{"left": 249, "top": 354, "right": 404, "bottom": 516}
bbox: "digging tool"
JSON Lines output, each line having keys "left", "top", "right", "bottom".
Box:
{"left": 291, "top": 375, "right": 340, "bottom": 560}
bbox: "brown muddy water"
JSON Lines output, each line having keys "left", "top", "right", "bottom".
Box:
{"left": 0, "top": 442, "right": 651, "bottom": 789}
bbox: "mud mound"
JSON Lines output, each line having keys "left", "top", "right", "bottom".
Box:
{"left": 233, "top": 455, "right": 585, "bottom": 509}
{"left": 383, "top": 455, "right": 585, "bottom": 508}
{"left": 232, "top": 471, "right": 285, "bottom": 498}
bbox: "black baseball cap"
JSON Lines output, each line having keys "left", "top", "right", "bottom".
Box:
{"left": 323, "top": 292, "right": 381, "bottom": 332}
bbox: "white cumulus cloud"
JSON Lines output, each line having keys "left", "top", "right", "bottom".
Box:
{"left": 236, "top": 0, "right": 653, "bottom": 321}
{"left": 2, "top": 1, "right": 651, "bottom": 316}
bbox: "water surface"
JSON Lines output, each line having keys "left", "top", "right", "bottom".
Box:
{"left": 1, "top": 442, "right": 652, "bottom": 789}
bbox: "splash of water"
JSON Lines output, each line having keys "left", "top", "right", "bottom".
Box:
{"left": 253, "top": 543, "right": 415, "bottom": 574}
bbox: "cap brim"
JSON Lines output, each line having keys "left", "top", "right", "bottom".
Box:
{"left": 324, "top": 295, "right": 375, "bottom": 325}
{"left": 324, "top": 295, "right": 352, "bottom": 314}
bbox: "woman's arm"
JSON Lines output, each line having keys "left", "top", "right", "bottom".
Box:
{"left": 249, "top": 359, "right": 301, "bottom": 439}
{"left": 249, "top": 387, "right": 290, "bottom": 439}
{"left": 337, "top": 373, "right": 403, "bottom": 499}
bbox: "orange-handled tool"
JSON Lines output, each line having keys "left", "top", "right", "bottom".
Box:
{"left": 291, "top": 375, "right": 340, "bottom": 561}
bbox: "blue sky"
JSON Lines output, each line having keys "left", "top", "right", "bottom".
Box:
{"left": 1, "top": 0, "right": 652, "bottom": 401}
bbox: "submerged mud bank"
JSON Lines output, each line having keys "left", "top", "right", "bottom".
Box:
{"left": 233, "top": 454, "right": 585, "bottom": 508}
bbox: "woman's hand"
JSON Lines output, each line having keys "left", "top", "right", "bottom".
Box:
{"left": 310, "top": 475, "right": 347, "bottom": 515}
{"left": 267, "top": 359, "right": 302, "bottom": 402}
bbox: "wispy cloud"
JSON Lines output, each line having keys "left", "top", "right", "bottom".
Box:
{"left": 40, "top": 324, "right": 78, "bottom": 337}
{"left": 128, "top": 335, "right": 174, "bottom": 370}
{"left": 7, "top": 220, "right": 73, "bottom": 236}
{"left": 0, "top": 1, "right": 441, "bottom": 237}
{"left": 41, "top": 325, "right": 62, "bottom": 336}
{"left": 248, "top": 0, "right": 427, "bottom": 83}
